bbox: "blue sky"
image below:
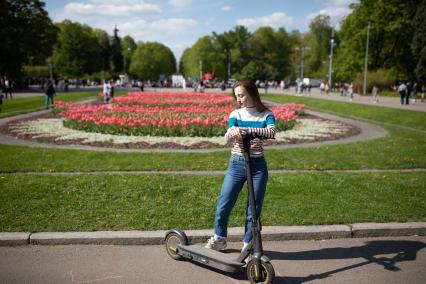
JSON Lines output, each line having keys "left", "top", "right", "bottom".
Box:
{"left": 44, "top": 0, "right": 355, "bottom": 60}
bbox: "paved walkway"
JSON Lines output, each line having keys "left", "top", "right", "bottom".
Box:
{"left": 264, "top": 87, "right": 426, "bottom": 112}
{"left": 1, "top": 236, "right": 425, "bottom": 283}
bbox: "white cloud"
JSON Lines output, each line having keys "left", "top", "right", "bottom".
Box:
{"left": 307, "top": 0, "right": 356, "bottom": 26}
{"left": 221, "top": 5, "right": 232, "bottom": 12}
{"left": 169, "top": 0, "right": 192, "bottom": 8}
{"left": 64, "top": 0, "right": 161, "bottom": 17}
{"left": 119, "top": 18, "right": 197, "bottom": 38}
{"left": 237, "top": 12, "right": 294, "bottom": 29}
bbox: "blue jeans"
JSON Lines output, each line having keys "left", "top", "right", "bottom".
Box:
{"left": 45, "top": 95, "right": 54, "bottom": 109}
{"left": 399, "top": 91, "right": 406, "bottom": 105}
{"left": 214, "top": 154, "right": 268, "bottom": 242}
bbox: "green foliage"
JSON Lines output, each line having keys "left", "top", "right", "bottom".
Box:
{"left": 180, "top": 25, "right": 293, "bottom": 81}
{"left": 93, "top": 29, "right": 111, "bottom": 72}
{"left": 0, "top": 0, "right": 58, "bottom": 81}
{"left": 180, "top": 36, "right": 224, "bottom": 79}
{"left": 212, "top": 26, "right": 252, "bottom": 80}
{"left": 247, "top": 27, "right": 293, "bottom": 80}
{"left": 353, "top": 69, "right": 394, "bottom": 94}
{"left": 52, "top": 20, "right": 104, "bottom": 78}
{"left": 234, "top": 61, "right": 261, "bottom": 81}
{"left": 122, "top": 35, "right": 137, "bottom": 73}
{"left": 333, "top": 0, "right": 418, "bottom": 81}
{"left": 129, "top": 42, "right": 176, "bottom": 80}
{"left": 303, "top": 15, "right": 333, "bottom": 78}
{"left": 23, "top": 65, "right": 49, "bottom": 78}
{"left": 85, "top": 71, "right": 112, "bottom": 84}
{"left": 411, "top": 0, "right": 426, "bottom": 84}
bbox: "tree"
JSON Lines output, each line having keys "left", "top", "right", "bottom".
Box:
{"left": 122, "top": 35, "right": 137, "bottom": 73}
{"left": 129, "top": 42, "right": 176, "bottom": 80}
{"left": 304, "top": 15, "right": 333, "bottom": 78}
{"left": 0, "top": 0, "right": 58, "bottom": 82}
{"left": 212, "top": 26, "right": 251, "bottom": 80}
{"left": 52, "top": 20, "right": 103, "bottom": 78}
{"left": 247, "top": 27, "right": 293, "bottom": 80}
{"left": 234, "top": 61, "right": 260, "bottom": 81}
{"left": 110, "top": 25, "right": 123, "bottom": 74}
{"left": 411, "top": 0, "right": 426, "bottom": 84}
{"left": 333, "top": 0, "right": 418, "bottom": 82}
{"left": 179, "top": 36, "right": 224, "bottom": 79}
{"left": 93, "top": 29, "right": 111, "bottom": 72}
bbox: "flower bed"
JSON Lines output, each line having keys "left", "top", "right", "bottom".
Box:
{"left": 55, "top": 92, "right": 303, "bottom": 137}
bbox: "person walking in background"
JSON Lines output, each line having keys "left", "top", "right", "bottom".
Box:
{"left": 398, "top": 82, "right": 407, "bottom": 105}
{"left": 103, "top": 80, "right": 110, "bottom": 104}
{"left": 45, "top": 80, "right": 56, "bottom": 110}
{"left": 372, "top": 85, "right": 379, "bottom": 103}
{"left": 421, "top": 85, "right": 425, "bottom": 102}
{"left": 320, "top": 81, "right": 325, "bottom": 94}
{"left": 405, "top": 82, "right": 411, "bottom": 105}
{"left": 411, "top": 82, "right": 418, "bottom": 103}
{"left": 109, "top": 80, "right": 115, "bottom": 99}
{"left": 325, "top": 83, "right": 330, "bottom": 94}
{"left": 4, "top": 77, "right": 12, "bottom": 99}
{"left": 348, "top": 82, "right": 354, "bottom": 102}
{"left": 0, "top": 79, "right": 4, "bottom": 111}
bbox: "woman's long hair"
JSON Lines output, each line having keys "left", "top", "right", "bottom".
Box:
{"left": 232, "top": 80, "right": 269, "bottom": 112}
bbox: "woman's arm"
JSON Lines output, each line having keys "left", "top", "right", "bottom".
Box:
{"left": 247, "top": 125, "right": 276, "bottom": 139}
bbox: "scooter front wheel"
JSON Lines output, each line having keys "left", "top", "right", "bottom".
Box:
{"left": 165, "top": 232, "right": 187, "bottom": 260}
{"left": 246, "top": 260, "right": 275, "bottom": 284}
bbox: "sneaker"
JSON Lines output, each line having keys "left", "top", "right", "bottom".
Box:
{"left": 205, "top": 235, "right": 227, "bottom": 251}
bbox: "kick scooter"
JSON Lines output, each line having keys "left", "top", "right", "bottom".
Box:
{"left": 164, "top": 133, "right": 275, "bottom": 284}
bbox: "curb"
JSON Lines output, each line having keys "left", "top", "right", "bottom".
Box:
{"left": 1, "top": 222, "right": 425, "bottom": 246}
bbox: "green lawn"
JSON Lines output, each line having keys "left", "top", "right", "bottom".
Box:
{"left": 0, "top": 93, "right": 425, "bottom": 231}
{"left": 0, "top": 90, "right": 126, "bottom": 118}
{"left": 0, "top": 172, "right": 424, "bottom": 232}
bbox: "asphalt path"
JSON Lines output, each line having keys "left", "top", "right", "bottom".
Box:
{"left": 1, "top": 236, "right": 425, "bottom": 283}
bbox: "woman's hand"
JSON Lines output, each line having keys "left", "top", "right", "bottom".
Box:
{"left": 227, "top": 126, "right": 245, "bottom": 141}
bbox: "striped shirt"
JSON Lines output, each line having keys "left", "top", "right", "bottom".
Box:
{"left": 225, "top": 107, "right": 276, "bottom": 157}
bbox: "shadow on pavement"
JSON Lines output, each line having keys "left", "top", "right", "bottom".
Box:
{"left": 265, "top": 240, "right": 426, "bottom": 284}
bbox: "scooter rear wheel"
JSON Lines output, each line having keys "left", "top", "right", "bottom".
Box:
{"left": 165, "top": 232, "right": 186, "bottom": 260}
{"left": 246, "top": 260, "right": 275, "bottom": 284}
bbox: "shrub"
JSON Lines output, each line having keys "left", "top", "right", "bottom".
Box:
{"left": 353, "top": 69, "right": 394, "bottom": 94}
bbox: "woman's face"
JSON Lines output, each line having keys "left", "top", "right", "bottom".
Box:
{"left": 234, "top": 86, "right": 254, "bottom": 108}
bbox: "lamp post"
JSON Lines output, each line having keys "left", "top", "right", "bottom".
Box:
{"left": 227, "top": 50, "right": 231, "bottom": 80}
{"left": 199, "top": 59, "right": 203, "bottom": 80}
{"left": 301, "top": 47, "right": 305, "bottom": 79}
{"left": 123, "top": 47, "right": 131, "bottom": 85}
{"left": 295, "top": 46, "right": 310, "bottom": 80}
{"left": 363, "top": 20, "right": 371, "bottom": 96}
{"left": 48, "top": 57, "right": 53, "bottom": 81}
{"left": 328, "top": 28, "right": 335, "bottom": 88}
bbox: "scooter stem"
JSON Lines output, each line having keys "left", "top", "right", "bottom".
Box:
{"left": 242, "top": 134, "right": 263, "bottom": 281}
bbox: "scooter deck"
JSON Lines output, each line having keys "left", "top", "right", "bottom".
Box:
{"left": 178, "top": 244, "right": 243, "bottom": 273}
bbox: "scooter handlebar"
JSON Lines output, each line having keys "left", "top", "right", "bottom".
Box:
{"left": 242, "top": 132, "right": 272, "bottom": 142}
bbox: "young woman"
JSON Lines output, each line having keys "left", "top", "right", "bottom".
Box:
{"left": 205, "top": 80, "right": 276, "bottom": 252}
